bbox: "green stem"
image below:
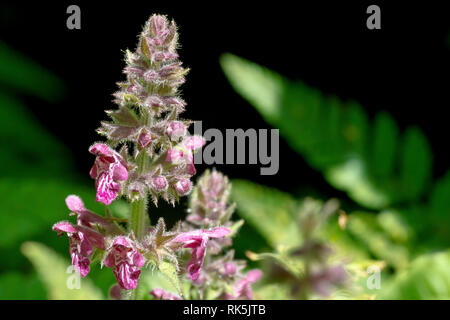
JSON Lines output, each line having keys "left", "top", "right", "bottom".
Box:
{"left": 128, "top": 149, "right": 149, "bottom": 300}
{"left": 131, "top": 199, "right": 146, "bottom": 240}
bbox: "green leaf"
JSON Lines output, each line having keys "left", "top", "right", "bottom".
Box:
{"left": 231, "top": 179, "right": 301, "bottom": 249}
{"left": 380, "top": 250, "right": 450, "bottom": 299}
{"left": 371, "top": 112, "right": 398, "bottom": 180}
{"left": 246, "top": 250, "right": 304, "bottom": 278}
{"left": 0, "top": 41, "right": 64, "bottom": 102}
{"left": 220, "top": 53, "right": 434, "bottom": 209}
{"left": 21, "top": 242, "right": 103, "bottom": 300}
{"left": 220, "top": 53, "right": 284, "bottom": 121}
{"left": 138, "top": 267, "right": 180, "bottom": 300}
{"left": 408, "top": 170, "right": 450, "bottom": 246}
{"left": 0, "top": 271, "right": 46, "bottom": 299}
{"left": 399, "top": 127, "right": 432, "bottom": 201}
{"left": 253, "top": 283, "right": 292, "bottom": 300}
{"left": 0, "top": 93, "right": 73, "bottom": 178}
{"left": 346, "top": 212, "right": 410, "bottom": 270}
{"left": 158, "top": 260, "right": 182, "bottom": 296}
{"left": 0, "top": 178, "right": 104, "bottom": 249}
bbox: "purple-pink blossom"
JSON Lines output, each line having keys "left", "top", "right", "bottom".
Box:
{"left": 149, "top": 288, "right": 182, "bottom": 300}
{"left": 172, "top": 227, "right": 230, "bottom": 281}
{"left": 165, "top": 135, "right": 205, "bottom": 175}
{"left": 53, "top": 221, "right": 105, "bottom": 278}
{"left": 174, "top": 178, "right": 191, "bottom": 196}
{"left": 138, "top": 130, "right": 152, "bottom": 148}
{"left": 166, "top": 121, "right": 186, "bottom": 140}
{"left": 223, "top": 262, "right": 237, "bottom": 276}
{"left": 104, "top": 237, "right": 145, "bottom": 290}
{"left": 225, "top": 269, "right": 263, "bottom": 300}
{"left": 65, "top": 195, "right": 110, "bottom": 228}
{"left": 89, "top": 143, "right": 128, "bottom": 205}
{"left": 151, "top": 176, "right": 168, "bottom": 192}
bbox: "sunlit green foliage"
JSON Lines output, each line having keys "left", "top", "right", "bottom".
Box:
{"left": 221, "top": 54, "right": 450, "bottom": 299}
{"left": 21, "top": 242, "right": 104, "bottom": 300}
{"left": 220, "top": 53, "right": 434, "bottom": 210}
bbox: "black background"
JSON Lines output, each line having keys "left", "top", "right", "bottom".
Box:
{"left": 1, "top": 1, "right": 449, "bottom": 203}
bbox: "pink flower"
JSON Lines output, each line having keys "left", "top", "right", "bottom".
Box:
{"left": 172, "top": 227, "right": 230, "bottom": 281}
{"left": 166, "top": 121, "right": 186, "bottom": 140}
{"left": 225, "top": 269, "right": 263, "bottom": 300}
{"left": 138, "top": 130, "right": 152, "bottom": 148}
{"left": 65, "top": 195, "right": 109, "bottom": 228}
{"left": 165, "top": 135, "right": 205, "bottom": 175}
{"left": 165, "top": 149, "right": 184, "bottom": 163}
{"left": 174, "top": 178, "right": 191, "bottom": 196}
{"left": 53, "top": 221, "right": 105, "bottom": 278}
{"left": 104, "top": 237, "right": 145, "bottom": 290}
{"left": 151, "top": 175, "right": 168, "bottom": 192}
{"left": 89, "top": 143, "right": 128, "bottom": 205}
{"left": 223, "top": 262, "right": 237, "bottom": 276}
{"left": 149, "top": 288, "right": 182, "bottom": 300}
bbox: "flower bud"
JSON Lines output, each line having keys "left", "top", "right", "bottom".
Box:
{"left": 166, "top": 121, "right": 186, "bottom": 140}
{"left": 144, "top": 70, "right": 158, "bottom": 82}
{"left": 149, "top": 14, "right": 168, "bottom": 38}
{"left": 151, "top": 176, "right": 168, "bottom": 192}
{"left": 138, "top": 130, "right": 152, "bottom": 148}
{"left": 223, "top": 262, "right": 237, "bottom": 276}
{"left": 145, "top": 95, "right": 163, "bottom": 108}
{"left": 174, "top": 178, "right": 191, "bottom": 196}
{"left": 165, "top": 149, "right": 184, "bottom": 163}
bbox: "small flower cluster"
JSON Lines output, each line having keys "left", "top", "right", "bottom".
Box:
{"left": 52, "top": 14, "right": 261, "bottom": 300}
{"left": 96, "top": 13, "right": 204, "bottom": 206}
{"left": 292, "top": 198, "right": 347, "bottom": 298}
{"left": 150, "top": 170, "right": 262, "bottom": 300}
{"left": 258, "top": 198, "right": 347, "bottom": 299}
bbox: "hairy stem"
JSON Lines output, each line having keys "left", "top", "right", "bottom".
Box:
{"left": 129, "top": 150, "right": 149, "bottom": 299}
{"left": 131, "top": 199, "right": 146, "bottom": 240}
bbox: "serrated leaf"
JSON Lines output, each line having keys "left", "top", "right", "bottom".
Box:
{"left": 158, "top": 260, "right": 182, "bottom": 296}
{"left": 99, "top": 122, "right": 139, "bottom": 141}
{"left": 21, "top": 242, "right": 103, "bottom": 300}
{"left": 371, "top": 112, "right": 398, "bottom": 180}
{"left": 342, "top": 102, "right": 369, "bottom": 156}
{"left": 220, "top": 53, "right": 435, "bottom": 209}
{"left": 399, "top": 127, "right": 432, "bottom": 201}
{"left": 231, "top": 179, "right": 301, "bottom": 249}
{"left": 107, "top": 107, "right": 140, "bottom": 126}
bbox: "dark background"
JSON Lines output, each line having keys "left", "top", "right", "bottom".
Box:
{"left": 1, "top": 1, "right": 449, "bottom": 201}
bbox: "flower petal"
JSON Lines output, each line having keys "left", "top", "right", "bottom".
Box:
{"left": 150, "top": 288, "right": 182, "bottom": 300}
{"left": 89, "top": 143, "right": 114, "bottom": 157}
{"left": 53, "top": 221, "right": 77, "bottom": 234}
{"left": 111, "top": 162, "right": 128, "bottom": 181}
{"left": 65, "top": 195, "right": 86, "bottom": 213}
{"left": 114, "top": 262, "right": 141, "bottom": 290}
{"left": 95, "top": 172, "right": 120, "bottom": 205}
{"left": 183, "top": 135, "right": 205, "bottom": 151}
